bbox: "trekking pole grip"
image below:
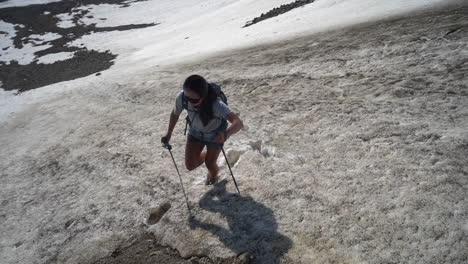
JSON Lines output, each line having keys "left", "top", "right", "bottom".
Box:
{"left": 161, "top": 136, "right": 172, "bottom": 150}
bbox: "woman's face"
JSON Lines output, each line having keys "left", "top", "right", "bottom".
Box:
{"left": 183, "top": 88, "right": 204, "bottom": 107}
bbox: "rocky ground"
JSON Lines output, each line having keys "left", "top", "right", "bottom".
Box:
{"left": 1, "top": 2, "right": 467, "bottom": 264}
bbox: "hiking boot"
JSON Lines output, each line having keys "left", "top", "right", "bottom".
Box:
{"left": 205, "top": 174, "right": 218, "bottom": 185}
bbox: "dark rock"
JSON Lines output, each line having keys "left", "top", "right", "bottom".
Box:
{"left": 244, "top": 0, "right": 316, "bottom": 27}
{"left": 0, "top": 50, "right": 117, "bottom": 93}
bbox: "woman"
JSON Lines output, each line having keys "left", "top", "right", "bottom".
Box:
{"left": 162, "top": 75, "right": 244, "bottom": 185}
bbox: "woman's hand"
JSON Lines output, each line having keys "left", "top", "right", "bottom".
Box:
{"left": 161, "top": 135, "right": 172, "bottom": 149}
{"left": 215, "top": 113, "right": 244, "bottom": 143}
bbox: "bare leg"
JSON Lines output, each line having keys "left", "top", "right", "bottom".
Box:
{"left": 205, "top": 147, "right": 222, "bottom": 182}
{"left": 185, "top": 139, "right": 206, "bottom": 171}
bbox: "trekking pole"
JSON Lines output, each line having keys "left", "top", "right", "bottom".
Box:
{"left": 161, "top": 137, "right": 192, "bottom": 216}
{"left": 221, "top": 147, "right": 240, "bottom": 194}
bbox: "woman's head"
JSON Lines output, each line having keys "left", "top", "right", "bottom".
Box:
{"left": 183, "top": 75, "right": 208, "bottom": 107}
{"left": 183, "top": 74, "right": 218, "bottom": 125}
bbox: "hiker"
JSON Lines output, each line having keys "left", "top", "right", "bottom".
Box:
{"left": 162, "top": 75, "right": 244, "bottom": 185}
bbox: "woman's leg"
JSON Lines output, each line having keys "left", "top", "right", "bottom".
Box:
{"left": 185, "top": 137, "right": 206, "bottom": 171}
{"left": 205, "top": 147, "right": 222, "bottom": 181}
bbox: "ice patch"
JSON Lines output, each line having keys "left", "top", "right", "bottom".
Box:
{"left": 56, "top": 12, "right": 75, "bottom": 28}
{"left": 0, "top": 39, "right": 12, "bottom": 51}
{"left": 29, "top": 32, "right": 61, "bottom": 43}
{"left": 55, "top": 2, "right": 160, "bottom": 29}
{"left": 36, "top": 51, "right": 75, "bottom": 64}
{"left": 0, "top": 42, "right": 52, "bottom": 64}
{"left": 0, "top": 19, "right": 15, "bottom": 34}
{"left": 0, "top": 20, "right": 15, "bottom": 49}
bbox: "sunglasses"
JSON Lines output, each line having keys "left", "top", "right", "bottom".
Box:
{"left": 183, "top": 93, "right": 202, "bottom": 104}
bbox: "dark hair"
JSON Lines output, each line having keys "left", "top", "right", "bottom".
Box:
{"left": 183, "top": 75, "right": 218, "bottom": 126}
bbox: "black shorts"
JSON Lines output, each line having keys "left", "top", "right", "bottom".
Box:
{"left": 188, "top": 134, "right": 224, "bottom": 150}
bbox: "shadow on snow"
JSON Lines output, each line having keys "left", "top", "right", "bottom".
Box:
{"left": 190, "top": 180, "right": 292, "bottom": 264}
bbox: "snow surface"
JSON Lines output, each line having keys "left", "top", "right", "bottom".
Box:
{"left": 64, "top": 0, "right": 448, "bottom": 67}
{"left": 55, "top": 12, "right": 75, "bottom": 28}
{"left": 29, "top": 32, "right": 61, "bottom": 43}
{"left": 0, "top": 20, "right": 15, "bottom": 51}
{"left": 1, "top": 0, "right": 467, "bottom": 263}
{"left": 0, "top": 0, "right": 448, "bottom": 119}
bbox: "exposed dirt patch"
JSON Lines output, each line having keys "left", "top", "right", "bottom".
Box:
{"left": 1, "top": 50, "right": 116, "bottom": 93}
{"left": 92, "top": 233, "right": 250, "bottom": 264}
{"left": 147, "top": 201, "right": 171, "bottom": 225}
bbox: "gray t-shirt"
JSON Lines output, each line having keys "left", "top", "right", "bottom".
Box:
{"left": 173, "top": 91, "right": 232, "bottom": 141}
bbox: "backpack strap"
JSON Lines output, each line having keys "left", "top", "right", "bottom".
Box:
{"left": 210, "top": 83, "right": 228, "bottom": 105}
{"left": 182, "top": 93, "right": 198, "bottom": 135}
{"left": 184, "top": 111, "right": 197, "bottom": 136}
{"left": 182, "top": 94, "right": 187, "bottom": 110}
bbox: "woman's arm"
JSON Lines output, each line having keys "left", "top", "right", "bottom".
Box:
{"left": 164, "top": 110, "right": 180, "bottom": 143}
{"left": 215, "top": 112, "right": 244, "bottom": 143}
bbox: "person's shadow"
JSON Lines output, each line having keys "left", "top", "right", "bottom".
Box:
{"left": 189, "top": 180, "right": 292, "bottom": 263}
